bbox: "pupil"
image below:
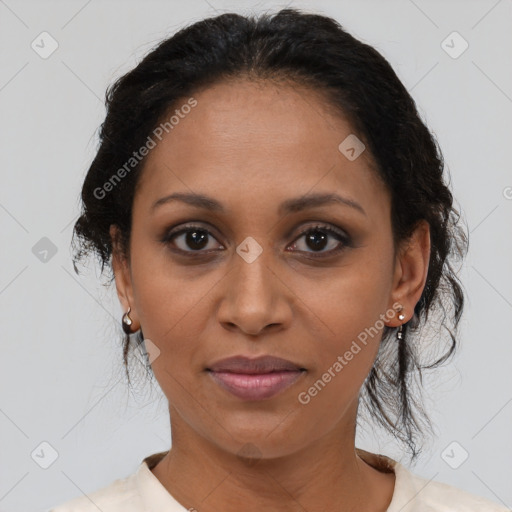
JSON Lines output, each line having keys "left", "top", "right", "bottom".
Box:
{"left": 306, "top": 230, "right": 327, "bottom": 251}
{"left": 186, "top": 230, "right": 208, "bottom": 250}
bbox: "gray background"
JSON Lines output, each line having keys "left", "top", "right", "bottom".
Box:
{"left": 1, "top": 0, "right": 511, "bottom": 510}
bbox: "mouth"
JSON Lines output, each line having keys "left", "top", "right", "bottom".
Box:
{"left": 205, "top": 355, "right": 307, "bottom": 401}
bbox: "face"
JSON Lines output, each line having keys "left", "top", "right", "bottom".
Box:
{"left": 111, "top": 78, "right": 430, "bottom": 460}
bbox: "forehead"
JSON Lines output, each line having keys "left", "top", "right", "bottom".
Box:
{"left": 134, "top": 77, "right": 387, "bottom": 216}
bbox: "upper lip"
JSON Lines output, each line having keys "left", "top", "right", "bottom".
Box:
{"left": 206, "top": 355, "right": 305, "bottom": 374}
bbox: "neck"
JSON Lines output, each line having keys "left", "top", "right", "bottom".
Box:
{"left": 150, "top": 412, "right": 395, "bottom": 512}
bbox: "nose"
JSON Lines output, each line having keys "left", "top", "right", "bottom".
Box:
{"left": 216, "top": 243, "right": 292, "bottom": 337}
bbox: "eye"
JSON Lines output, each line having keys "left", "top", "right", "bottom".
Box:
{"left": 162, "top": 224, "right": 224, "bottom": 253}
{"left": 288, "top": 224, "right": 350, "bottom": 256}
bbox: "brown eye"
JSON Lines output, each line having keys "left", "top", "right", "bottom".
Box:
{"left": 162, "top": 225, "right": 224, "bottom": 253}
{"left": 289, "top": 224, "right": 350, "bottom": 256}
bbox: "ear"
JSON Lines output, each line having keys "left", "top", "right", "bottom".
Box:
{"left": 386, "top": 219, "right": 431, "bottom": 327}
{"left": 110, "top": 224, "right": 140, "bottom": 331}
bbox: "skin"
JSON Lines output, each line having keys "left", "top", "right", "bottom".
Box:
{"left": 110, "top": 77, "right": 430, "bottom": 512}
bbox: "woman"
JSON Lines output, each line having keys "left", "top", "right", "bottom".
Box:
{"left": 52, "top": 8, "right": 507, "bottom": 511}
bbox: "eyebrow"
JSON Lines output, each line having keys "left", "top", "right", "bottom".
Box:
{"left": 150, "top": 191, "right": 366, "bottom": 216}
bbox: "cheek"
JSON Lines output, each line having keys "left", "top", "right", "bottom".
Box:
{"left": 294, "top": 249, "right": 393, "bottom": 401}
{"left": 303, "top": 249, "right": 392, "bottom": 338}
{"left": 294, "top": 303, "right": 384, "bottom": 428}
{"left": 129, "top": 246, "right": 217, "bottom": 372}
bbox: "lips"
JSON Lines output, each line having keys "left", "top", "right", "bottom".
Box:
{"left": 207, "top": 355, "right": 305, "bottom": 374}
{"left": 206, "top": 355, "right": 306, "bottom": 401}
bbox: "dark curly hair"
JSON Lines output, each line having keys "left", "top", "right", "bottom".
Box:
{"left": 71, "top": 7, "right": 468, "bottom": 464}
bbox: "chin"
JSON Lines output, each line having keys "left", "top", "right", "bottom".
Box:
{"left": 208, "top": 422, "right": 312, "bottom": 462}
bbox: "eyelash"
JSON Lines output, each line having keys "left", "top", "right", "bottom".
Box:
{"left": 160, "top": 223, "right": 351, "bottom": 259}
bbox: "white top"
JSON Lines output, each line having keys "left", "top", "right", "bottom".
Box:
{"left": 49, "top": 448, "right": 509, "bottom": 511}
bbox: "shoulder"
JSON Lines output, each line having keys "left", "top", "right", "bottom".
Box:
{"left": 49, "top": 469, "right": 142, "bottom": 512}
{"left": 392, "top": 462, "right": 510, "bottom": 511}
{"left": 355, "top": 448, "right": 508, "bottom": 511}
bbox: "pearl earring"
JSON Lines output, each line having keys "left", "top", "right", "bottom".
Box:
{"left": 122, "top": 306, "right": 133, "bottom": 335}
{"left": 397, "top": 308, "right": 405, "bottom": 340}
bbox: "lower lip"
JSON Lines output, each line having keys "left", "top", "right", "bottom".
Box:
{"left": 207, "top": 370, "right": 305, "bottom": 401}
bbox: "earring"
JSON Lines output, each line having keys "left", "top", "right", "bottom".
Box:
{"left": 122, "top": 306, "right": 133, "bottom": 335}
{"left": 397, "top": 307, "right": 405, "bottom": 341}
